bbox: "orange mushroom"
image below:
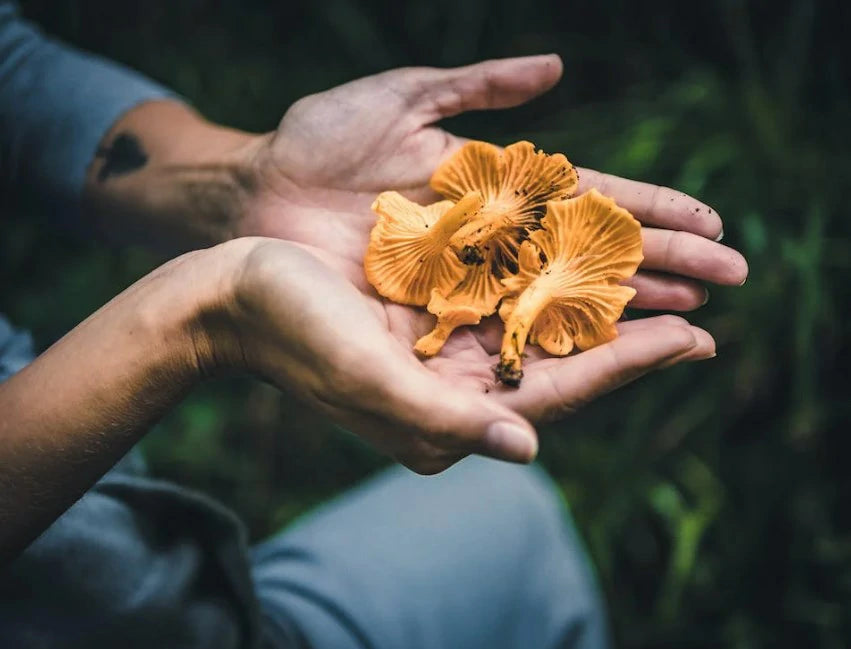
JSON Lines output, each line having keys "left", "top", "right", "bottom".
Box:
{"left": 430, "top": 140, "right": 579, "bottom": 272}
{"left": 412, "top": 141, "right": 580, "bottom": 356}
{"left": 365, "top": 190, "right": 484, "bottom": 305}
{"left": 495, "top": 189, "right": 644, "bottom": 386}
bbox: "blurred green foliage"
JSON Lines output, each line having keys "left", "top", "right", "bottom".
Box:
{"left": 3, "top": 1, "right": 850, "bottom": 647}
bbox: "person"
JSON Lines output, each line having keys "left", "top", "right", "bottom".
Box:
{"left": 0, "top": 2, "right": 748, "bottom": 648}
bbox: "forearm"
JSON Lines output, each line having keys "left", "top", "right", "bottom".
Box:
{"left": 82, "top": 101, "right": 268, "bottom": 251}
{"left": 0, "top": 244, "right": 241, "bottom": 565}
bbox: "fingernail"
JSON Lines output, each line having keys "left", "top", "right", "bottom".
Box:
{"left": 739, "top": 277, "right": 747, "bottom": 286}
{"left": 715, "top": 228, "right": 724, "bottom": 242}
{"left": 702, "top": 288, "right": 710, "bottom": 306}
{"left": 484, "top": 422, "right": 538, "bottom": 463}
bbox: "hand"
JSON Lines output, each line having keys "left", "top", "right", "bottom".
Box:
{"left": 241, "top": 54, "right": 749, "bottom": 311}
{"left": 215, "top": 238, "right": 716, "bottom": 475}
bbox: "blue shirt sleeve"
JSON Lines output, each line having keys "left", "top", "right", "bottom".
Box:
{"left": 0, "top": 1, "right": 179, "bottom": 219}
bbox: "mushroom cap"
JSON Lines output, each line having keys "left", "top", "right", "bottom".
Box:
{"left": 500, "top": 189, "right": 644, "bottom": 355}
{"left": 365, "top": 190, "right": 483, "bottom": 305}
{"left": 430, "top": 141, "right": 580, "bottom": 273}
{"left": 431, "top": 140, "right": 578, "bottom": 209}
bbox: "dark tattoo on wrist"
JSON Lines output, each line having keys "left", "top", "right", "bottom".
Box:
{"left": 173, "top": 163, "right": 258, "bottom": 239}
{"left": 95, "top": 132, "right": 148, "bottom": 182}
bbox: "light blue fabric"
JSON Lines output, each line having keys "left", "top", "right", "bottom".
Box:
{"left": 0, "top": 3, "right": 611, "bottom": 647}
{"left": 2, "top": 435, "right": 612, "bottom": 649}
{"left": 0, "top": 313, "right": 33, "bottom": 382}
{"left": 252, "top": 456, "right": 611, "bottom": 649}
{"left": 1, "top": 466, "right": 263, "bottom": 649}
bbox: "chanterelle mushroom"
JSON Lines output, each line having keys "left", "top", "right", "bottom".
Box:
{"left": 365, "top": 190, "right": 484, "bottom": 305}
{"left": 495, "top": 189, "right": 644, "bottom": 387}
{"left": 431, "top": 140, "right": 579, "bottom": 272}
{"left": 413, "top": 141, "right": 580, "bottom": 355}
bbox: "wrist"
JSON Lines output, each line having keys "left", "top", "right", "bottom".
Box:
{"left": 84, "top": 101, "right": 270, "bottom": 250}
{"left": 168, "top": 237, "right": 272, "bottom": 378}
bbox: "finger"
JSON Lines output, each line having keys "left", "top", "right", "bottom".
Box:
{"left": 641, "top": 228, "right": 749, "bottom": 285}
{"left": 411, "top": 54, "right": 564, "bottom": 122}
{"left": 494, "top": 323, "right": 711, "bottom": 422}
{"left": 514, "top": 315, "right": 713, "bottom": 364}
{"left": 474, "top": 275, "right": 708, "bottom": 367}
{"left": 478, "top": 315, "right": 708, "bottom": 364}
{"left": 615, "top": 317, "right": 715, "bottom": 363}
{"left": 577, "top": 168, "right": 723, "bottom": 240}
{"left": 482, "top": 315, "right": 707, "bottom": 361}
{"left": 625, "top": 271, "right": 708, "bottom": 311}
{"left": 616, "top": 314, "right": 692, "bottom": 333}
{"left": 522, "top": 320, "right": 716, "bottom": 367}
{"left": 474, "top": 286, "right": 706, "bottom": 360}
{"left": 660, "top": 326, "right": 715, "bottom": 365}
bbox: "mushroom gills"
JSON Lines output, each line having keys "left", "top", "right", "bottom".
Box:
{"left": 365, "top": 190, "right": 484, "bottom": 305}
{"left": 494, "top": 190, "right": 644, "bottom": 387}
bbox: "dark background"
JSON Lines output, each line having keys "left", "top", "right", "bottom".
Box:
{"left": 4, "top": 1, "right": 850, "bottom": 647}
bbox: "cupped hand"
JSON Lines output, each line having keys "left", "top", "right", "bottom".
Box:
{"left": 241, "top": 54, "right": 749, "bottom": 311}
{"left": 224, "top": 238, "right": 715, "bottom": 475}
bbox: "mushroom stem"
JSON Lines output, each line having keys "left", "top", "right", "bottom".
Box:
{"left": 429, "top": 192, "right": 484, "bottom": 245}
{"left": 413, "top": 320, "right": 456, "bottom": 357}
{"left": 496, "top": 279, "right": 555, "bottom": 386}
{"left": 448, "top": 208, "right": 508, "bottom": 264}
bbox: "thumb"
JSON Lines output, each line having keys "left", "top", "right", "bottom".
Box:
{"left": 428, "top": 377, "right": 540, "bottom": 464}
{"left": 367, "top": 362, "right": 539, "bottom": 471}
{"left": 406, "top": 54, "right": 564, "bottom": 123}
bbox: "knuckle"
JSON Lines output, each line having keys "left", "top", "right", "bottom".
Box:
{"left": 541, "top": 401, "right": 580, "bottom": 423}
{"left": 540, "top": 368, "right": 580, "bottom": 421}
{"left": 665, "top": 325, "right": 698, "bottom": 350}
{"left": 676, "top": 285, "right": 707, "bottom": 311}
{"left": 662, "top": 229, "right": 683, "bottom": 267}
{"left": 647, "top": 183, "right": 663, "bottom": 214}
{"left": 655, "top": 314, "right": 690, "bottom": 328}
